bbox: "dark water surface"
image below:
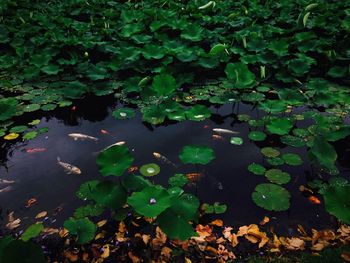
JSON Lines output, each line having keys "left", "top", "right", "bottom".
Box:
{"left": 0, "top": 97, "right": 348, "bottom": 236}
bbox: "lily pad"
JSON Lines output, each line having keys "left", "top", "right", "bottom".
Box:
{"left": 248, "top": 131, "right": 267, "bottom": 141}
{"left": 91, "top": 181, "right": 127, "bottom": 209}
{"left": 265, "top": 169, "right": 291, "bottom": 185}
{"left": 281, "top": 135, "right": 306, "bottom": 147}
{"left": 225, "top": 62, "right": 256, "bottom": 89}
{"left": 0, "top": 98, "right": 18, "bottom": 121}
{"left": 9, "top": 125, "right": 28, "bottom": 133}
{"left": 23, "top": 104, "right": 41, "bottom": 112}
{"left": 23, "top": 131, "right": 38, "bottom": 140}
{"left": 112, "top": 108, "right": 135, "bottom": 120}
{"left": 248, "top": 163, "right": 266, "bottom": 175}
{"left": 21, "top": 223, "right": 44, "bottom": 242}
{"left": 168, "top": 174, "right": 188, "bottom": 188}
{"left": 186, "top": 105, "right": 211, "bottom": 121}
{"left": 140, "top": 163, "right": 160, "bottom": 177}
{"left": 4, "top": 133, "right": 19, "bottom": 140}
{"left": 179, "top": 145, "right": 215, "bottom": 165}
{"left": 267, "top": 118, "right": 293, "bottom": 135}
{"left": 63, "top": 218, "right": 96, "bottom": 244}
{"left": 252, "top": 183, "right": 291, "bottom": 211}
{"left": 152, "top": 74, "right": 176, "bottom": 97}
{"left": 96, "top": 145, "right": 134, "bottom": 177}
{"left": 282, "top": 153, "right": 303, "bottom": 166}
{"left": 261, "top": 147, "right": 280, "bottom": 158}
{"left": 127, "top": 186, "right": 173, "bottom": 217}
{"left": 122, "top": 175, "right": 151, "bottom": 192}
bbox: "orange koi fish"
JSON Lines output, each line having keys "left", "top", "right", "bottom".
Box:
{"left": 308, "top": 196, "right": 321, "bottom": 205}
{"left": 186, "top": 173, "right": 203, "bottom": 183}
{"left": 153, "top": 152, "right": 177, "bottom": 167}
{"left": 212, "top": 134, "right": 224, "bottom": 141}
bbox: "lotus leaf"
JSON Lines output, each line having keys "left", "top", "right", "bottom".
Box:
{"left": 96, "top": 145, "right": 134, "bottom": 177}
{"left": 140, "top": 163, "right": 160, "bottom": 177}
{"left": 281, "top": 135, "right": 306, "bottom": 147}
{"left": 179, "top": 145, "right": 215, "bottom": 165}
{"left": 9, "top": 125, "right": 28, "bottom": 133}
{"left": 252, "top": 183, "right": 290, "bottom": 211}
{"left": 91, "top": 181, "right": 127, "bottom": 209}
{"left": 2, "top": 240, "right": 45, "bottom": 263}
{"left": 261, "top": 147, "right": 280, "bottom": 158}
{"left": 0, "top": 98, "right": 18, "bottom": 121}
{"left": 122, "top": 175, "right": 151, "bottom": 192}
{"left": 21, "top": 223, "right": 44, "bottom": 242}
{"left": 230, "top": 137, "right": 243, "bottom": 145}
{"left": 74, "top": 204, "right": 104, "bottom": 218}
{"left": 248, "top": 163, "right": 266, "bottom": 175}
{"left": 23, "top": 131, "right": 38, "bottom": 140}
{"left": 282, "top": 153, "right": 303, "bottom": 166}
{"left": 64, "top": 218, "right": 96, "bottom": 244}
{"left": 127, "top": 186, "right": 173, "bottom": 217}
{"left": 248, "top": 131, "right": 266, "bottom": 141}
{"left": 225, "top": 62, "right": 255, "bottom": 89}
{"left": 168, "top": 174, "right": 188, "bottom": 188}
{"left": 112, "top": 108, "right": 135, "bottom": 120}
{"left": 267, "top": 157, "right": 285, "bottom": 166}
{"left": 265, "top": 169, "right": 291, "bottom": 185}
{"left": 267, "top": 118, "right": 293, "bottom": 135}
{"left": 151, "top": 74, "right": 176, "bottom": 97}
{"left": 322, "top": 185, "right": 350, "bottom": 224}
{"left": 186, "top": 105, "right": 211, "bottom": 121}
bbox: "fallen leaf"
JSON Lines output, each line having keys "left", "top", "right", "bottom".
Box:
{"left": 128, "top": 251, "right": 140, "bottom": 263}
{"left": 35, "top": 211, "right": 47, "bottom": 219}
{"left": 210, "top": 219, "right": 223, "bottom": 227}
{"left": 97, "top": 219, "right": 107, "bottom": 228}
{"left": 59, "top": 228, "right": 69, "bottom": 238}
{"left": 42, "top": 228, "right": 59, "bottom": 235}
{"left": 217, "top": 244, "right": 236, "bottom": 261}
{"left": 161, "top": 246, "right": 172, "bottom": 259}
{"left": 95, "top": 232, "right": 105, "bottom": 240}
{"left": 259, "top": 216, "right": 270, "bottom": 226}
{"left": 6, "top": 212, "right": 21, "bottom": 230}
{"left": 25, "top": 198, "right": 37, "bottom": 208}
{"left": 63, "top": 250, "right": 78, "bottom": 262}
{"left": 281, "top": 237, "right": 305, "bottom": 250}
{"left": 341, "top": 252, "right": 350, "bottom": 262}
{"left": 152, "top": 227, "right": 167, "bottom": 248}
{"left": 100, "top": 244, "right": 110, "bottom": 259}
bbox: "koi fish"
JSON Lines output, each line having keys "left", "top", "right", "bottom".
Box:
{"left": 212, "top": 134, "right": 224, "bottom": 141}
{"left": 308, "top": 196, "right": 321, "bottom": 205}
{"left": 128, "top": 166, "right": 138, "bottom": 173}
{"left": 68, "top": 133, "right": 98, "bottom": 141}
{"left": 57, "top": 157, "right": 81, "bottom": 175}
{"left": 102, "top": 141, "right": 126, "bottom": 151}
{"left": 212, "top": 128, "right": 239, "bottom": 134}
{"left": 26, "top": 148, "right": 47, "bottom": 153}
{"left": 100, "top": 129, "right": 110, "bottom": 135}
{"left": 0, "top": 179, "right": 15, "bottom": 184}
{"left": 71, "top": 106, "right": 77, "bottom": 111}
{"left": 153, "top": 152, "right": 177, "bottom": 167}
{"left": 203, "top": 125, "right": 210, "bottom": 129}
{"left": 0, "top": 186, "right": 13, "bottom": 193}
{"left": 186, "top": 173, "right": 203, "bottom": 183}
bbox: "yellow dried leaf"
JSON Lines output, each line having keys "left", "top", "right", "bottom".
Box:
{"left": 59, "top": 228, "right": 69, "bottom": 238}
{"left": 97, "top": 219, "right": 107, "bottom": 228}
{"left": 63, "top": 251, "right": 78, "bottom": 262}
{"left": 100, "top": 244, "right": 110, "bottom": 259}
{"left": 184, "top": 258, "right": 192, "bottom": 263}
{"left": 210, "top": 219, "right": 223, "bottom": 227}
{"left": 4, "top": 133, "right": 19, "bottom": 140}
{"left": 95, "top": 232, "right": 105, "bottom": 240}
{"left": 259, "top": 216, "right": 270, "bottom": 226}
{"left": 281, "top": 237, "right": 305, "bottom": 251}
{"left": 35, "top": 211, "right": 47, "bottom": 219}
{"left": 237, "top": 225, "right": 249, "bottom": 237}
{"left": 161, "top": 246, "right": 172, "bottom": 259}
{"left": 42, "top": 227, "right": 59, "bottom": 235}
{"left": 341, "top": 252, "right": 350, "bottom": 262}
{"left": 128, "top": 251, "right": 140, "bottom": 263}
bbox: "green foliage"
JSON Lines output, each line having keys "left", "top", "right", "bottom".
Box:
{"left": 63, "top": 218, "right": 96, "bottom": 244}
{"left": 179, "top": 145, "right": 215, "bottom": 165}
{"left": 252, "top": 183, "right": 290, "bottom": 211}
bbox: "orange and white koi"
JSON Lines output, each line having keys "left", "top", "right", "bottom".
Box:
{"left": 26, "top": 148, "right": 47, "bottom": 153}
{"left": 128, "top": 166, "right": 139, "bottom": 173}
{"left": 68, "top": 133, "right": 98, "bottom": 141}
{"left": 57, "top": 157, "right": 81, "bottom": 175}
{"left": 212, "top": 128, "right": 239, "bottom": 134}
{"left": 153, "top": 152, "right": 177, "bottom": 167}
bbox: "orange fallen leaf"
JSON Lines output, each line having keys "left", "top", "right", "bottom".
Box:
{"left": 210, "top": 219, "right": 223, "bottom": 227}
{"left": 128, "top": 251, "right": 140, "bottom": 263}
{"left": 342, "top": 252, "right": 350, "bottom": 262}
{"left": 152, "top": 227, "right": 167, "bottom": 248}
{"left": 259, "top": 216, "right": 270, "bottom": 226}
{"left": 42, "top": 227, "right": 59, "bottom": 235}
{"left": 100, "top": 244, "right": 110, "bottom": 258}
{"left": 63, "top": 250, "right": 78, "bottom": 262}
{"left": 97, "top": 219, "right": 107, "bottom": 227}
{"left": 6, "top": 212, "right": 21, "bottom": 230}
{"left": 25, "top": 198, "right": 37, "bottom": 208}
{"left": 161, "top": 246, "right": 172, "bottom": 259}
{"left": 281, "top": 237, "right": 305, "bottom": 250}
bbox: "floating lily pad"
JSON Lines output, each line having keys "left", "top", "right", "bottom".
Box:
{"left": 21, "top": 223, "right": 44, "bottom": 242}
{"left": 248, "top": 131, "right": 266, "bottom": 141}
{"left": 281, "top": 135, "right": 306, "bottom": 147}
{"left": 127, "top": 186, "right": 173, "bottom": 217}
{"left": 186, "top": 105, "right": 211, "bottom": 121}
{"left": 230, "top": 137, "right": 243, "bottom": 145}
{"left": 96, "top": 145, "right": 134, "bottom": 177}
{"left": 23, "top": 104, "right": 41, "bottom": 112}
{"left": 41, "top": 103, "right": 57, "bottom": 111}
{"left": 141, "top": 105, "right": 166, "bottom": 125}
{"left": 64, "top": 218, "right": 96, "bottom": 244}
{"left": 179, "top": 145, "right": 215, "bottom": 165}
{"left": 282, "top": 153, "right": 303, "bottom": 166}
{"left": 23, "top": 131, "right": 38, "bottom": 140}
{"left": 76, "top": 180, "right": 99, "bottom": 200}
{"left": 9, "top": 125, "right": 28, "bottom": 133}
{"left": 267, "top": 157, "right": 285, "bottom": 166}
{"left": 225, "top": 62, "right": 255, "bottom": 89}
{"left": 267, "top": 118, "right": 293, "bottom": 135}
{"left": 168, "top": 174, "right": 188, "bottom": 188}
{"left": 261, "top": 147, "right": 280, "bottom": 158}
{"left": 248, "top": 163, "right": 266, "bottom": 175}
{"left": 252, "top": 183, "right": 291, "bottom": 211}
{"left": 122, "top": 175, "right": 151, "bottom": 192}
{"left": 112, "top": 108, "right": 135, "bottom": 120}
{"left": 91, "top": 181, "right": 127, "bottom": 209}
{"left": 140, "top": 163, "right": 160, "bottom": 177}
{"left": 152, "top": 74, "right": 176, "bottom": 97}
{"left": 265, "top": 169, "right": 291, "bottom": 185}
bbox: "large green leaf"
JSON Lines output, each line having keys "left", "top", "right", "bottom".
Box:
{"left": 179, "top": 145, "right": 215, "bottom": 165}
{"left": 309, "top": 137, "right": 337, "bottom": 171}
{"left": 0, "top": 98, "right": 18, "bottom": 121}
{"left": 151, "top": 74, "right": 176, "bottom": 96}
{"left": 96, "top": 145, "right": 134, "bottom": 176}
{"left": 186, "top": 105, "right": 211, "bottom": 121}
{"left": 21, "top": 223, "right": 44, "bottom": 242}
{"left": 2, "top": 240, "right": 45, "bottom": 263}
{"left": 252, "top": 183, "right": 290, "bottom": 211}
{"left": 91, "top": 181, "right": 127, "bottom": 209}
{"left": 225, "top": 62, "right": 255, "bottom": 89}
{"left": 267, "top": 118, "right": 293, "bottom": 135}
{"left": 322, "top": 185, "right": 350, "bottom": 224}
{"left": 127, "top": 186, "right": 173, "bottom": 217}
{"left": 64, "top": 218, "right": 96, "bottom": 244}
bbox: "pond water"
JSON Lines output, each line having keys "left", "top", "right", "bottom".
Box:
{"left": 0, "top": 96, "right": 349, "bottom": 236}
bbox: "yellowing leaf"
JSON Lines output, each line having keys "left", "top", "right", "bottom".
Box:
{"left": 35, "top": 211, "right": 47, "bottom": 219}
{"left": 100, "top": 244, "right": 110, "bottom": 259}
{"left": 97, "top": 219, "right": 107, "bottom": 227}
{"left": 4, "top": 133, "right": 19, "bottom": 140}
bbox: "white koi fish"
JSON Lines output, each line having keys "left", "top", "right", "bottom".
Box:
{"left": 212, "top": 128, "right": 239, "bottom": 134}
{"left": 0, "top": 179, "right": 15, "bottom": 184}
{"left": 102, "top": 141, "right": 126, "bottom": 151}
{"left": 0, "top": 186, "right": 13, "bottom": 193}
{"left": 68, "top": 133, "right": 98, "bottom": 141}
{"left": 57, "top": 157, "right": 81, "bottom": 175}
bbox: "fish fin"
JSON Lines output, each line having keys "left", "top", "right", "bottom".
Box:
{"left": 57, "top": 157, "right": 61, "bottom": 162}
